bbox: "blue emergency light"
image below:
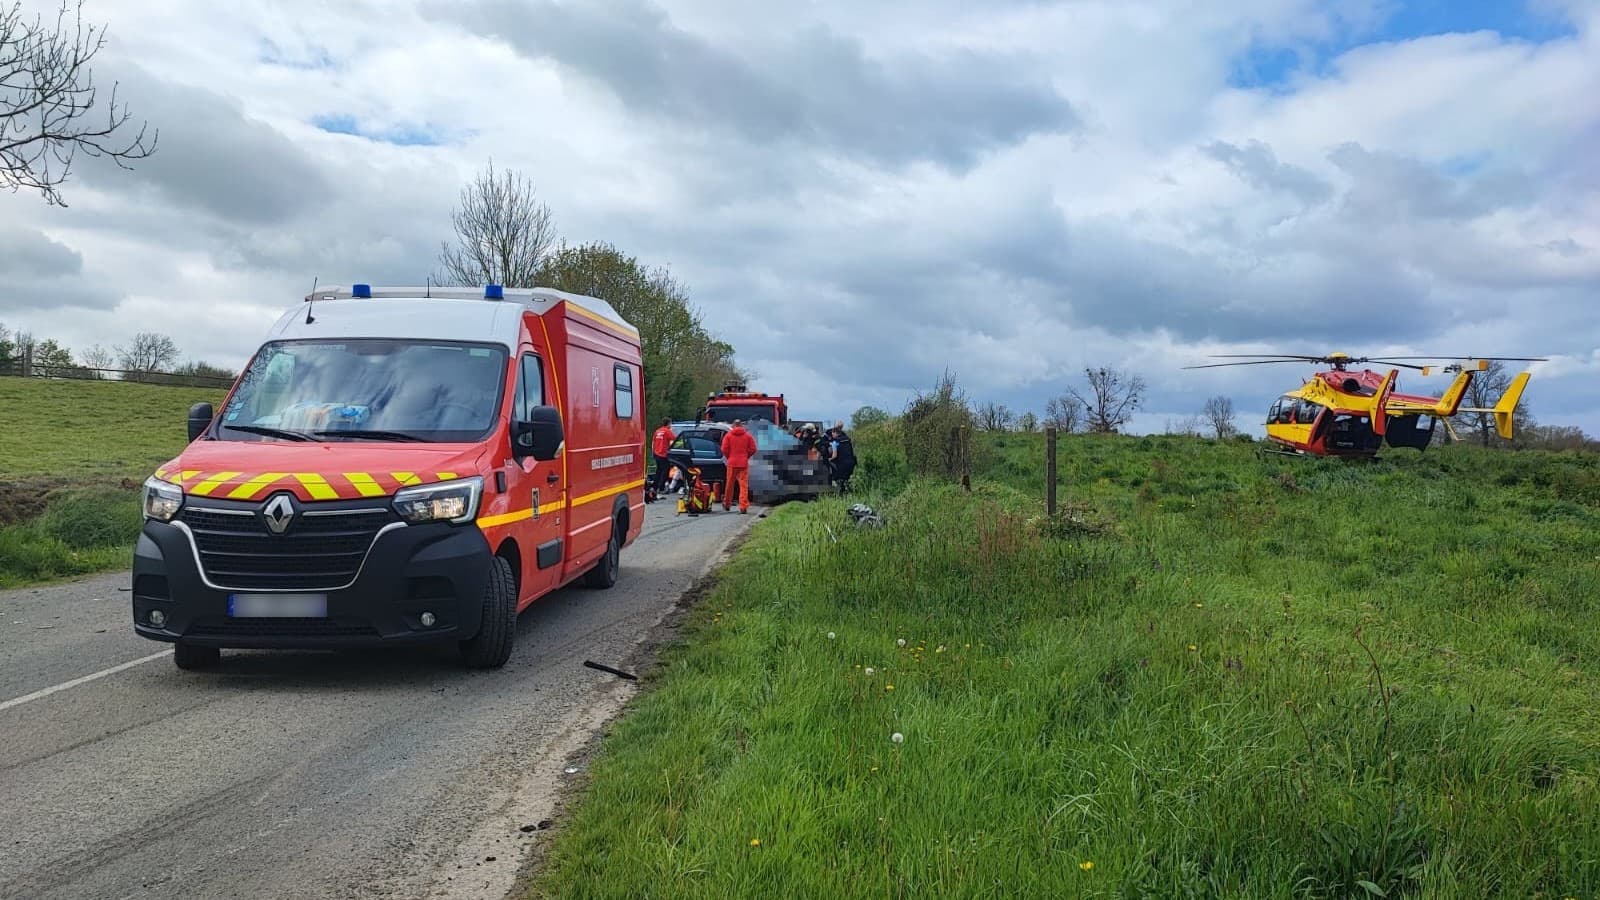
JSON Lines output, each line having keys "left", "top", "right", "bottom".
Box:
{"left": 352, "top": 283, "right": 372, "bottom": 298}
{"left": 484, "top": 284, "right": 504, "bottom": 299}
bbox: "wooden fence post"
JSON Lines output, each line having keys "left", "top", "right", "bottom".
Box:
{"left": 959, "top": 425, "right": 971, "bottom": 492}
{"left": 1046, "top": 426, "right": 1057, "bottom": 516}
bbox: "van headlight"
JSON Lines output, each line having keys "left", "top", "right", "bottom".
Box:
{"left": 393, "top": 477, "right": 483, "bottom": 525}
{"left": 143, "top": 477, "right": 184, "bottom": 522}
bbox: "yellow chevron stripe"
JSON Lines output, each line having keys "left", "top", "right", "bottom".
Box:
{"left": 565, "top": 301, "right": 641, "bottom": 339}
{"left": 344, "top": 472, "right": 386, "bottom": 497}
{"left": 189, "top": 472, "right": 242, "bottom": 496}
{"left": 391, "top": 471, "right": 422, "bottom": 487}
{"left": 176, "top": 470, "right": 201, "bottom": 485}
{"left": 477, "top": 497, "right": 567, "bottom": 529}
{"left": 156, "top": 467, "right": 168, "bottom": 479}
{"left": 226, "top": 472, "right": 289, "bottom": 500}
{"left": 436, "top": 472, "right": 458, "bottom": 480}
{"left": 570, "top": 479, "right": 647, "bottom": 509}
{"left": 295, "top": 473, "right": 340, "bottom": 501}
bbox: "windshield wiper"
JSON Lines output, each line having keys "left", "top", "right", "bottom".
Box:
{"left": 224, "top": 424, "right": 314, "bottom": 442}
{"left": 311, "top": 428, "right": 428, "bottom": 443}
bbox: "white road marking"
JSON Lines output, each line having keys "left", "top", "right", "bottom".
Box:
{"left": 0, "top": 649, "right": 173, "bottom": 713}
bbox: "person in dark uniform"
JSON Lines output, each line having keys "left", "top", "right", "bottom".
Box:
{"left": 827, "top": 421, "right": 855, "bottom": 494}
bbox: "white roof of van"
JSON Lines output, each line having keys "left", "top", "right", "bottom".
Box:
{"left": 263, "top": 285, "right": 637, "bottom": 349}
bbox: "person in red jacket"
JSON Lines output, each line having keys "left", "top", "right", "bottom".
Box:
{"left": 719, "top": 419, "right": 758, "bottom": 514}
{"left": 651, "top": 417, "right": 676, "bottom": 493}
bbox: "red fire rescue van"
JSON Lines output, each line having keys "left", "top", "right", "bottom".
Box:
{"left": 133, "top": 283, "right": 647, "bottom": 670}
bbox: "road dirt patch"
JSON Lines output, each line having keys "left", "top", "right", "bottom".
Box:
{"left": 401, "top": 514, "right": 760, "bottom": 900}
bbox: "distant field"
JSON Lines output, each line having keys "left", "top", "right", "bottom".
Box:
{"left": 0, "top": 377, "right": 226, "bottom": 586}
{"left": 530, "top": 429, "right": 1600, "bottom": 898}
{"left": 0, "top": 377, "right": 224, "bottom": 481}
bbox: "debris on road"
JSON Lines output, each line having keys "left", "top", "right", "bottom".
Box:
{"left": 583, "top": 660, "right": 638, "bottom": 681}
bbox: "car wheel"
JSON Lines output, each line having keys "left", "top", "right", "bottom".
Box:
{"left": 173, "top": 642, "right": 221, "bottom": 670}
{"left": 584, "top": 519, "right": 622, "bottom": 589}
{"left": 459, "top": 555, "right": 517, "bottom": 669}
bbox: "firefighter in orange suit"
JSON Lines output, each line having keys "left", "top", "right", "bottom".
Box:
{"left": 651, "top": 417, "right": 676, "bottom": 494}
{"left": 719, "top": 418, "right": 758, "bottom": 514}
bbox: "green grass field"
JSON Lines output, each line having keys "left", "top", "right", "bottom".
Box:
{"left": 529, "top": 428, "right": 1600, "bottom": 898}
{"left": 0, "top": 377, "right": 225, "bottom": 586}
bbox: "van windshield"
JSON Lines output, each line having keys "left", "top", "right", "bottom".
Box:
{"left": 217, "top": 339, "right": 508, "bottom": 443}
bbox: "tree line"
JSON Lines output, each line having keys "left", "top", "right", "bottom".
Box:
{"left": 854, "top": 363, "right": 1593, "bottom": 454}
{"left": 0, "top": 323, "right": 232, "bottom": 383}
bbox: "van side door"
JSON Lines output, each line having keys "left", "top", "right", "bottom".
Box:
{"left": 509, "top": 350, "right": 567, "bottom": 607}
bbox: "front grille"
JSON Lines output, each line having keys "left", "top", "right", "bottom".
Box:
{"left": 181, "top": 505, "right": 393, "bottom": 590}
{"left": 188, "top": 617, "right": 380, "bottom": 639}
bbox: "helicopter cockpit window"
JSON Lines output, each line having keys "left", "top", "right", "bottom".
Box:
{"left": 1274, "top": 398, "right": 1295, "bottom": 424}
{"left": 1295, "top": 399, "right": 1322, "bottom": 424}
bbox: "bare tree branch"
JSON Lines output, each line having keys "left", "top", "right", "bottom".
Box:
{"left": 0, "top": 0, "right": 157, "bottom": 206}
{"left": 436, "top": 159, "right": 558, "bottom": 286}
{"left": 1068, "top": 366, "right": 1145, "bottom": 433}
{"left": 1201, "top": 395, "right": 1236, "bottom": 439}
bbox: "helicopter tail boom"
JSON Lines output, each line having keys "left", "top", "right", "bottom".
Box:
{"left": 1432, "top": 370, "right": 1474, "bottom": 418}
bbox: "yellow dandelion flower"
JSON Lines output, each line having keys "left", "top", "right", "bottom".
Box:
{"left": 750, "top": 838, "right": 761, "bottom": 847}
{"left": 1193, "top": 602, "right": 1203, "bottom": 608}
{"left": 1187, "top": 644, "right": 1198, "bottom": 652}
{"left": 885, "top": 683, "right": 895, "bottom": 691}
{"left": 1079, "top": 861, "right": 1093, "bottom": 871}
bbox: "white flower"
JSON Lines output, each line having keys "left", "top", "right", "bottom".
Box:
{"left": 827, "top": 632, "right": 836, "bottom": 640}
{"left": 897, "top": 638, "right": 906, "bottom": 647}
{"left": 864, "top": 667, "right": 875, "bottom": 676}
{"left": 891, "top": 732, "right": 904, "bottom": 744}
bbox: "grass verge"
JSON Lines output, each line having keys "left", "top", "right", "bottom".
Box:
{"left": 528, "top": 432, "right": 1600, "bottom": 898}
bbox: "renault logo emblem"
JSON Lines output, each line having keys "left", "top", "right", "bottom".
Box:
{"left": 261, "top": 493, "right": 296, "bottom": 535}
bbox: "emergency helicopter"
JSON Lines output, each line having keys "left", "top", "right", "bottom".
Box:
{"left": 1183, "top": 352, "right": 1546, "bottom": 459}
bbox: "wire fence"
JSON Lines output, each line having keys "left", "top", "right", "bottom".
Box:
{"left": 0, "top": 358, "right": 235, "bottom": 390}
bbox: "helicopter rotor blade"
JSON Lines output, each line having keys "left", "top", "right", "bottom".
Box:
{"left": 1180, "top": 359, "right": 1322, "bottom": 369}
{"left": 1362, "top": 359, "right": 1433, "bottom": 372}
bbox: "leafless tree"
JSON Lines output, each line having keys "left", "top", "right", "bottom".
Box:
{"left": 1017, "top": 411, "right": 1038, "bottom": 433}
{"left": 1164, "top": 415, "right": 1203, "bottom": 436}
{"left": 437, "top": 160, "right": 558, "bottom": 287}
{"left": 1044, "top": 392, "right": 1083, "bottom": 433}
{"left": 1, "top": 0, "right": 157, "bottom": 206}
{"left": 1068, "top": 366, "right": 1145, "bottom": 433}
{"left": 116, "top": 331, "right": 177, "bottom": 374}
{"left": 1201, "top": 395, "right": 1236, "bottom": 439}
{"left": 976, "top": 402, "right": 1015, "bottom": 431}
{"left": 79, "top": 342, "right": 111, "bottom": 369}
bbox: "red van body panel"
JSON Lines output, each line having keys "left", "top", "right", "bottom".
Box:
{"left": 132, "top": 285, "right": 646, "bottom": 660}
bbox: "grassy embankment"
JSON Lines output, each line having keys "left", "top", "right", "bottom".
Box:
{"left": 530, "top": 425, "right": 1600, "bottom": 898}
{"left": 0, "top": 378, "right": 223, "bottom": 587}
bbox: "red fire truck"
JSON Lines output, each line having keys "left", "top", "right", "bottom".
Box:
{"left": 697, "top": 382, "right": 789, "bottom": 427}
{"left": 133, "top": 283, "right": 646, "bottom": 671}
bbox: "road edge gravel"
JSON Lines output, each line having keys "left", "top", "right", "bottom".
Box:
{"left": 421, "top": 510, "right": 763, "bottom": 900}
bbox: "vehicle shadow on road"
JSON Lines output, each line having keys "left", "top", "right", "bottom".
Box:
{"left": 179, "top": 577, "right": 625, "bottom": 691}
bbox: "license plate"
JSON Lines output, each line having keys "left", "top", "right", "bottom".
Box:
{"left": 227, "top": 593, "right": 328, "bottom": 618}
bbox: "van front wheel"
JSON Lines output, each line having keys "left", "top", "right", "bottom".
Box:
{"left": 584, "top": 520, "right": 621, "bottom": 590}
{"left": 460, "top": 555, "right": 517, "bottom": 669}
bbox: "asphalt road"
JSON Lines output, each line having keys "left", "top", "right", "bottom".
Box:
{"left": 0, "top": 501, "right": 754, "bottom": 900}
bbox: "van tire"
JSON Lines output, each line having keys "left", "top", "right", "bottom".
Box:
{"left": 173, "top": 642, "right": 221, "bottom": 670}
{"left": 584, "top": 519, "right": 621, "bottom": 590}
{"left": 460, "top": 555, "right": 517, "bottom": 669}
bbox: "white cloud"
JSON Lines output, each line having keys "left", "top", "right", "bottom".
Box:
{"left": 1, "top": 0, "right": 1595, "bottom": 436}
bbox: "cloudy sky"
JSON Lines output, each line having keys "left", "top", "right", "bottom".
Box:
{"left": 4, "top": 0, "right": 1598, "bottom": 435}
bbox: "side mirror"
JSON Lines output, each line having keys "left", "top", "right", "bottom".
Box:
{"left": 187, "top": 402, "right": 214, "bottom": 442}
{"left": 513, "top": 405, "right": 564, "bottom": 461}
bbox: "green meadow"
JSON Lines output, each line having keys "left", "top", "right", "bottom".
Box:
{"left": 0, "top": 377, "right": 224, "bottom": 586}
{"left": 530, "top": 426, "right": 1600, "bottom": 898}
